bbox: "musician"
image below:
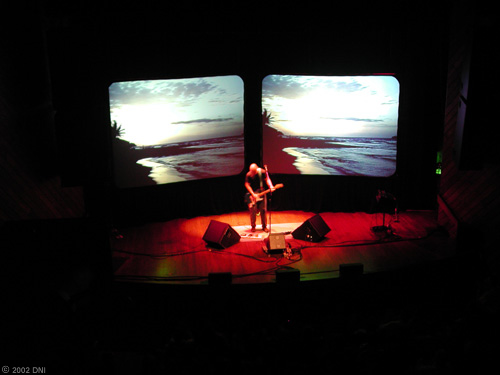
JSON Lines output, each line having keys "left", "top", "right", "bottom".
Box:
{"left": 245, "top": 163, "right": 275, "bottom": 232}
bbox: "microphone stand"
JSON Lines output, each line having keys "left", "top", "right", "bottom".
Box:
{"left": 265, "top": 165, "right": 272, "bottom": 233}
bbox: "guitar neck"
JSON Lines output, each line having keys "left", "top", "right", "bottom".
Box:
{"left": 257, "top": 188, "right": 272, "bottom": 197}
{"left": 257, "top": 184, "right": 283, "bottom": 197}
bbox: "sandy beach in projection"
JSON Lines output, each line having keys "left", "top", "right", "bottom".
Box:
{"left": 113, "top": 135, "right": 244, "bottom": 188}
{"left": 263, "top": 125, "right": 396, "bottom": 177}
{"left": 136, "top": 158, "right": 189, "bottom": 184}
{"left": 282, "top": 148, "right": 330, "bottom": 174}
{"left": 135, "top": 137, "right": 243, "bottom": 185}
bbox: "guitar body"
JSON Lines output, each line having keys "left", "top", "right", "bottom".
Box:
{"left": 244, "top": 184, "right": 283, "bottom": 208}
{"left": 244, "top": 191, "right": 263, "bottom": 207}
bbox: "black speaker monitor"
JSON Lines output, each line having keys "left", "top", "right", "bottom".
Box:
{"left": 208, "top": 272, "right": 232, "bottom": 285}
{"left": 292, "top": 214, "right": 330, "bottom": 242}
{"left": 265, "top": 233, "right": 287, "bottom": 254}
{"left": 203, "top": 220, "right": 240, "bottom": 249}
{"left": 339, "top": 263, "right": 364, "bottom": 279}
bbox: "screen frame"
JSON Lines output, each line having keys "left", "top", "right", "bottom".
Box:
{"left": 261, "top": 73, "right": 400, "bottom": 178}
{"left": 108, "top": 74, "right": 246, "bottom": 189}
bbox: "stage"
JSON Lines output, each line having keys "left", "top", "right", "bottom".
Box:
{"left": 111, "top": 210, "right": 455, "bottom": 285}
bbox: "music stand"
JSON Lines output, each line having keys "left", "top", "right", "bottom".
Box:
{"left": 371, "top": 191, "right": 396, "bottom": 233}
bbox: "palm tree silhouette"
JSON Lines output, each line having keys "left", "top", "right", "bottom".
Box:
{"left": 262, "top": 109, "right": 272, "bottom": 128}
{"left": 111, "top": 121, "right": 124, "bottom": 139}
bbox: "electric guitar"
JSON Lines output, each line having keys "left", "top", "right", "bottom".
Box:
{"left": 245, "top": 183, "right": 284, "bottom": 208}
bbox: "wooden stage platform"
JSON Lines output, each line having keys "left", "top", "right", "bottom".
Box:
{"left": 111, "top": 210, "right": 455, "bottom": 285}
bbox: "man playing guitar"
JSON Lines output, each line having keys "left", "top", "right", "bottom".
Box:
{"left": 244, "top": 163, "right": 276, "bottom": 232}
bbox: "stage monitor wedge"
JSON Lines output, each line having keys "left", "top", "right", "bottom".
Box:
{"left": 292, "top": 214, "right": 331, "bottom": 242}
{"left": 203, "top": 220, "right": 240, "bottom": 249}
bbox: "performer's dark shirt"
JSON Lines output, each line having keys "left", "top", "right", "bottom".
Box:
{"left": 246, "top": 171, "right": 263, "bottom": 193}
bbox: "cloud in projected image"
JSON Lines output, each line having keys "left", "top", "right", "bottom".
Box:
{"left": 262, "top": 75, "right": 399, "bottom": 138}
{"left": 109, "top": 75, "right": 244, "bottom": 146}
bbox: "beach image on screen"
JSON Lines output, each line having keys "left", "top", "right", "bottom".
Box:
{"left": 262, "top": 75, "right": 399, "bottom": 176}
{"left": 109, "top": 75, "right": 244, "bottom": 188}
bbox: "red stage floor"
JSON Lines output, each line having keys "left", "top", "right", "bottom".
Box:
{"left": 111, "top": 210, "right": 455, "bottom": 285}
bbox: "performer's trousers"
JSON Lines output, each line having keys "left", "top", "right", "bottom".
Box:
{"left": 250, "top": 200, "right": 267, "bottom": 229}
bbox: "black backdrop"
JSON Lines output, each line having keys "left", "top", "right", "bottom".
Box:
{"left": 45, "top": 2, "right": 449, "bottom": 225}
